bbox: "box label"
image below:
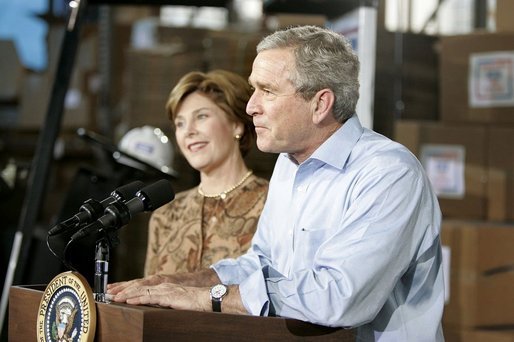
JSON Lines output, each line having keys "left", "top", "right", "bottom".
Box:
{"left": 469, "top": 51, "right": 514, "bottom": 108}
{"left": 421, "top": 144, "right": 465, "bottom": 199}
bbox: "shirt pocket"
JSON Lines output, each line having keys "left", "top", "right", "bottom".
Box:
{"left": 295, "top": 226, "right": 339, "bottom": 268}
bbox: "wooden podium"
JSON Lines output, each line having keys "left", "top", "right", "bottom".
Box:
{"left": 9, "top": 285, "right": 355, "bottom": 341}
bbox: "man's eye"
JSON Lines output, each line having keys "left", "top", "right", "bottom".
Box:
{"left": 263, "top": 89, "right": 276, "bottom": 97}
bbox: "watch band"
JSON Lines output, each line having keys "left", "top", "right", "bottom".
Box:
{"left": 212, "top": 298, "right": 222, "bottom": 312}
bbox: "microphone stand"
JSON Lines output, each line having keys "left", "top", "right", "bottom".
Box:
{"left": 93, "top": 238, "right": 110, "bottom": 303}
{"left": 93, "top": 231, "right": 119, "bottom": 303}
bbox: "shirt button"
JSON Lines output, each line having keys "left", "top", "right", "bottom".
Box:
{"left": 297, "top": 185, "right": 305, "bottom": 192}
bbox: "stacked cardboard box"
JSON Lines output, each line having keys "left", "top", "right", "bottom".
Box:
{"left": 395, "top": 121, "right": 487, "bottom": 220}
{"left": 440, "top": 32, "right": 514, "bottom": 125}
{"left": 439, "top": 32, "right": 514, "bottom": 223}
{"left": 396, "top": 31, "right": 514, "bottom": 221}
{"left": 204, "top": 29, "right": 265, "bottom": 78}
{"left": 156, "top": 26, "right": 209, "bottom": 52}
{"left": 487, "top": 127, "right": 514, "bottom": 222}
{"left": 441, "top": 220, "right": 514, "bottom": 328}
{"left": 394, "top": 29, "right": 514, "bottom": 340}
{"left": 123, "top": 46, "right": 204, "bottom": 129}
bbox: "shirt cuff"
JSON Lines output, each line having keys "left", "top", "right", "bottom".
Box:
{"left": 239, "top": 269, "right": 270, "bottom": 316}
{"left": 211, "top": 262, "right": 270, "bottom": 316}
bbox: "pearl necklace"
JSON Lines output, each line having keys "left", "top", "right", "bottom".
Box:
{"left": 198, "top": 170, "right": 253, "bottom": 200}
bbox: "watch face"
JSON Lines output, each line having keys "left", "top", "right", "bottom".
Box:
{"left": 210, "top": 284, "right": 227, "bottom": 299}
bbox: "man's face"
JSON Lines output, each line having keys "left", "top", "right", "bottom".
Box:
{"left": 247, "top": 48, "right": 314, "bottom": 162}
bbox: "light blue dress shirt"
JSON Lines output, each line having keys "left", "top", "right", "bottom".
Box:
{"left": 212, "top": 115, "right": 445, "bottom": 341}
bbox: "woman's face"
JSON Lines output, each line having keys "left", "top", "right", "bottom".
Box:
{"left": 174, "top": 91, "right": 242, "bottom": 174}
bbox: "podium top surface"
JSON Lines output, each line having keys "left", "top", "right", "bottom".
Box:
{"left": 9, "top": 285, "right": 356, "bottom": 341}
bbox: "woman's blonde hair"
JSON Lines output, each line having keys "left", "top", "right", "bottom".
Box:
{"left": 166, "top": 69, "right": 255, "bottom": 156}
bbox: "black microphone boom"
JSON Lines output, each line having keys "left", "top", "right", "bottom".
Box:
{"left": 48, "top": 180, "right": 145, "bottom": 236}
{"left": 71, "top": 179, "right": 175, "bottom": 241}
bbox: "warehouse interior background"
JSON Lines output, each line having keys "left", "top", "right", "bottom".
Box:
{"left": 1, "top": 0, "right": 513, "bottom": 340}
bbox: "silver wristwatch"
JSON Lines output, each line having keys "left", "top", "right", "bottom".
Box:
{"left": 209, "top": 284, "right": 228, "bottom": 312}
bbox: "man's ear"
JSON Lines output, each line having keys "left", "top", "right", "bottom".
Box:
{"left": 311, "top": 89, "right": 335, "bottom": 125}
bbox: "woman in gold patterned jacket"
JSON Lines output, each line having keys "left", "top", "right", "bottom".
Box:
{"left": 144, "top": 70, "right": 269, "bottom": 276}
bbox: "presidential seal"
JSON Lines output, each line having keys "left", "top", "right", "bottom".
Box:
{"left": 37, "top": 271, "right": 96, "bottom": 342}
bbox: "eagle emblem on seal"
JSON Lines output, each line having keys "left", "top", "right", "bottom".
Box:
{"left": 52, "top": 296, "right": 78, "bottom": 341}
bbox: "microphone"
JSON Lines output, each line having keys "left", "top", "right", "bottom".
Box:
{"left": 70, "top": 179, "right": 175, "bottom": 241}
{"left": 48, "top": 180, "right": 145, "bottom": 236}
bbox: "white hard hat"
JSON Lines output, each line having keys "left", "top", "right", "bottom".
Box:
{"left": 118, "top": 126, "right": 175, "bottom": 175}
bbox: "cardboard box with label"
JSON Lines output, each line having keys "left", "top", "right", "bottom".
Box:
{"left": 441, "top": 220, "right": 514, "bottom": 328}
{"left": 440, "top": 32, "right": 514, "bottom": 124}
{"left": 395, "top": 120, "right": 487, "bottom": 220}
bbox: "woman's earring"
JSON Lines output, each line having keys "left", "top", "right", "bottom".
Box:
{"left": 235, "top": 134, "right": 241, "bottom": 140}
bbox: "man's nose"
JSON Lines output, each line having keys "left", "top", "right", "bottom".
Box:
{"left": 246, "top": 94, "right": 260, "bottom": 116}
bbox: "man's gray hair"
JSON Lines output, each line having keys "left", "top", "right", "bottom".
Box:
{"left": 257, "top": 25, "right": 360, "bottom": 123}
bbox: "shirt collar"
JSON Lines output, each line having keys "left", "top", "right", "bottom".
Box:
{"left": 306, "top": 114, "right": 363, "bottom": 170}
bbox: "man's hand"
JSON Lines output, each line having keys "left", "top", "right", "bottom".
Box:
{"left": 106, "top": 269, "right": 248, "bottom": 314}
{"left": 107, "top": 269, "right": 220, "bottom": 296}
{"left": 107, "top": 274, "right": 167, "bottom": 296}
{"left": 111, "top": 282, "right": 211, "bottom": 311}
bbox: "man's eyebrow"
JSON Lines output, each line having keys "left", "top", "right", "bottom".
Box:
{"left": 249, "top": 79, "right": 274, "bottom": 90}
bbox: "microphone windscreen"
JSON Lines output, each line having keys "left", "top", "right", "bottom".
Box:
{"left": 137, "top": 179, "right": 175, "bottom": 211}
{"left": 112, "top": 180, "right": 145, "bottom": 201}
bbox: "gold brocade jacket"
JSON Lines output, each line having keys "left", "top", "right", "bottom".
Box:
{"left": 144, "top": 174, "right": 269, "bottom": 276}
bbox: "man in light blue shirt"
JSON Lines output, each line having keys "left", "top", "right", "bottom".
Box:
{"left": 213, "top": 114, "right": 444, "bottom": 340}
{"left": 109, "top": 25, "right": 444, "bottom": 341}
